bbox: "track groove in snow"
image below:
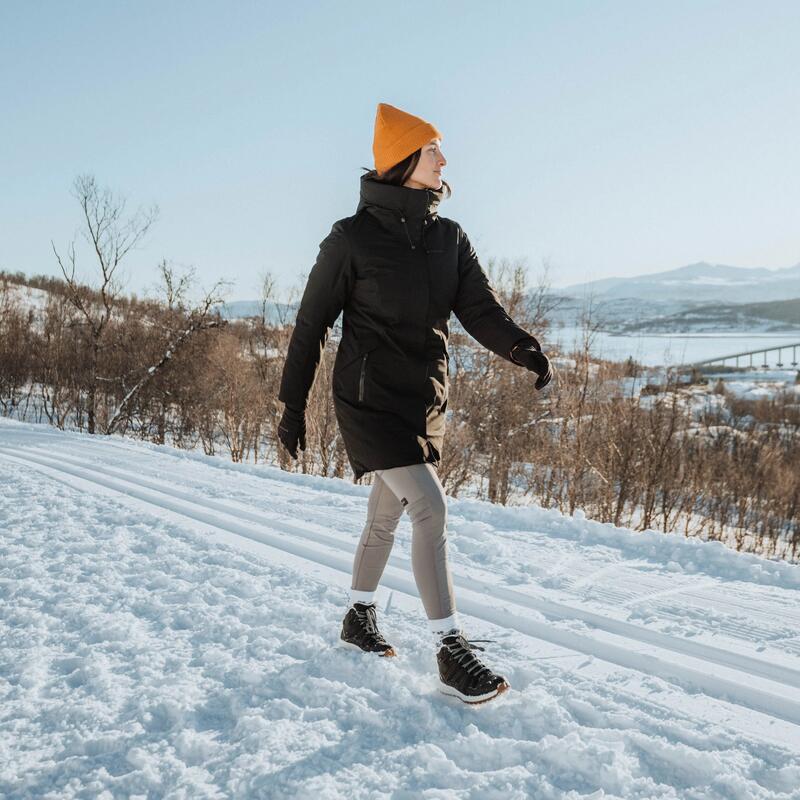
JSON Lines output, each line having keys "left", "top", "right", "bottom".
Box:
{"left": 3, "top": 443, "right": 800, "bottom": 728}
{"left": 10, "top": 445, "right": 800, "bottom": 690}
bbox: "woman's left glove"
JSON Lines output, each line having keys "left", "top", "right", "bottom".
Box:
{"left": 278, "top": 404, "right": 307, "bottom": 458}
{"left": 510, "top": 340, "right": 553, "bottom": 390}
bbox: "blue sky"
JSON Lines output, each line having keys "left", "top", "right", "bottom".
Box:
{"left": 1, "top": 0, "right": 798, "bottom": 301}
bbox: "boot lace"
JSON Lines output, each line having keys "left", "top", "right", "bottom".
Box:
{"left": 442, "top": 633, "right": 497, "bottom": 681}
{"left": 354, "top": 603, "right": 388, "bottom": 645}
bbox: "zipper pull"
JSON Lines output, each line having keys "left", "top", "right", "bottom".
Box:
{"left": 399, "top": 215, "right": 416, "bottom": 250}
{"left": 358, "top": 353, "right": 368, "bottom": 403}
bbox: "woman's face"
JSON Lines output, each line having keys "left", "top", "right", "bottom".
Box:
{"left": 404, "top": 138, "right": 447, "bottom": 191}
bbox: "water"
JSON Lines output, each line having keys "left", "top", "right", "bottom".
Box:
{"left": 549, "top": 326, "right": 800, "bottom": 368}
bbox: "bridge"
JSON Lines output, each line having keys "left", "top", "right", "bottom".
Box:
{"left": 686, "top": 342, "right": 800, "bottom": 370}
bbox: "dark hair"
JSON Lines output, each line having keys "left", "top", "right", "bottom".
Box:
{"left": 361, "top": 147, "right": 452, "bottom": 199}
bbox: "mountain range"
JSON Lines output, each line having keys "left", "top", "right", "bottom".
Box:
{"left": 216, "top": 261, "right": 800, "bottom": 334}
{"left": 561, "top": 261, "right": 800, "bottom": 304}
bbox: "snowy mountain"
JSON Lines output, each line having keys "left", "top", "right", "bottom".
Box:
{"left": 629, "top": 299, "right": 800, "bottom": 333}
{"left": 2, "top": 417, "right": 800, "bottom": 798}
{"left": 594, "top": 296, "right": 800, "bottom": 334}
{"left": 561, "top": 261, "right": 800, "bottom": 304}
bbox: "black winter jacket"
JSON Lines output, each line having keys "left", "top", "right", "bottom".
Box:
{"left": 278, "top": 172, "right": 539, "bottom": 479}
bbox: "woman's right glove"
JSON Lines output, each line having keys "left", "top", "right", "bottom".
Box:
{"left": 278, "top": 404, "right": 306, "bottom": 458}
{"left": 510, "top": 340, "right": 553, "bottom": 390}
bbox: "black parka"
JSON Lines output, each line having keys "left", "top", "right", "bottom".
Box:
{"left": 278, "top": 172, "right": 539, "bottom": 480}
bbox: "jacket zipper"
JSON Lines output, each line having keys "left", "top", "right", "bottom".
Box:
{"left": 399, "top": 215, "right": 416, "bottom": 250}
{"left": 358, "top": 353, "right": 368, "bottom": 403}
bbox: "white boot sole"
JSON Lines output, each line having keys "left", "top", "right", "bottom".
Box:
{"left": 337, "top": 638, "right": 396, "bottom": 657}
{"left": 438, "top": 679, "right": 510, "bottom": 704}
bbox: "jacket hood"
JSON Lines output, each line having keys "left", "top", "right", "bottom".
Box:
{"left": 357, "top": 171, "right": 444, "bottom": 221}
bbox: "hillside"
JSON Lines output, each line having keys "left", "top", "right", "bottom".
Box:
{"left": 611, "top": 296, "right": 800, "bottom": 334}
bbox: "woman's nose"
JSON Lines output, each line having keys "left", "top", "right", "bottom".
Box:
{"left": 439, "top": 151, "right": 447, "bottom": 166}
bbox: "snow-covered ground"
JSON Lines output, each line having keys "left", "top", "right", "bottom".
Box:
{"left": 2, "top": 418, "right": 800, "bottom": 799}
{"left": 1, "top": 282, "right": 50, "bottom": 314}
{"left": 707, "top": 369, "right": 800, "bottom": 401}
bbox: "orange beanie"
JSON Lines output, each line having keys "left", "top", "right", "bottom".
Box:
{"left": 372, "top": 102, "right": 443, "bottom": 174}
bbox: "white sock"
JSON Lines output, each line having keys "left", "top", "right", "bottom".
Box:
{"left": 349, "top": 588, "right": 376, "bottom": 607}
{"left": 429, "top": 612, "right": 461, "bottom": 645}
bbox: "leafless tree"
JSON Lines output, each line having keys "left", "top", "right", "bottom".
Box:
{"left": 158, "top": 259, "right": 195, "bottom": 311}
{"left": 51, "top": 174, "right": 158, "bottom": 432}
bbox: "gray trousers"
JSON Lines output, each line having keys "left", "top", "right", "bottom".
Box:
{"left": 351, "top": 463, "right": 456, "bottom": 620}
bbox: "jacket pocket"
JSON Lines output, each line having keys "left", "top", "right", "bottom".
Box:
{"left": 333, "top": 336, "right": 380, "bottom": 405}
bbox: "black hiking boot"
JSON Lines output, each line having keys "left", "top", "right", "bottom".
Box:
{"left": 339, "top": 602, "right": 396, "bottom": 657}
{"left": 437, "top": 631, "right": 509, "bottom": 704}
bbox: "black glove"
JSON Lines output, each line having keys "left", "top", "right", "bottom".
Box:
{"left": 510, "top": 340, "right": 553, "bottom": 390}
{"left": 278, "top": 404, "right": 306, "bottom": 458}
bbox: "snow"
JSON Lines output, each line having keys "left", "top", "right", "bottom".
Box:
{"left": 1, "top": 283, "right": 50, "bottom": 313}
{"left": 2, "top": 417, "right": 800, "bottom": 798}
{"left": 720, "top": 376, "right": 800, "bottom": 400}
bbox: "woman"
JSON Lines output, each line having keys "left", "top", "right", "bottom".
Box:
{"left": 277, "top": 102, "right": 552, "bottom": 704}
